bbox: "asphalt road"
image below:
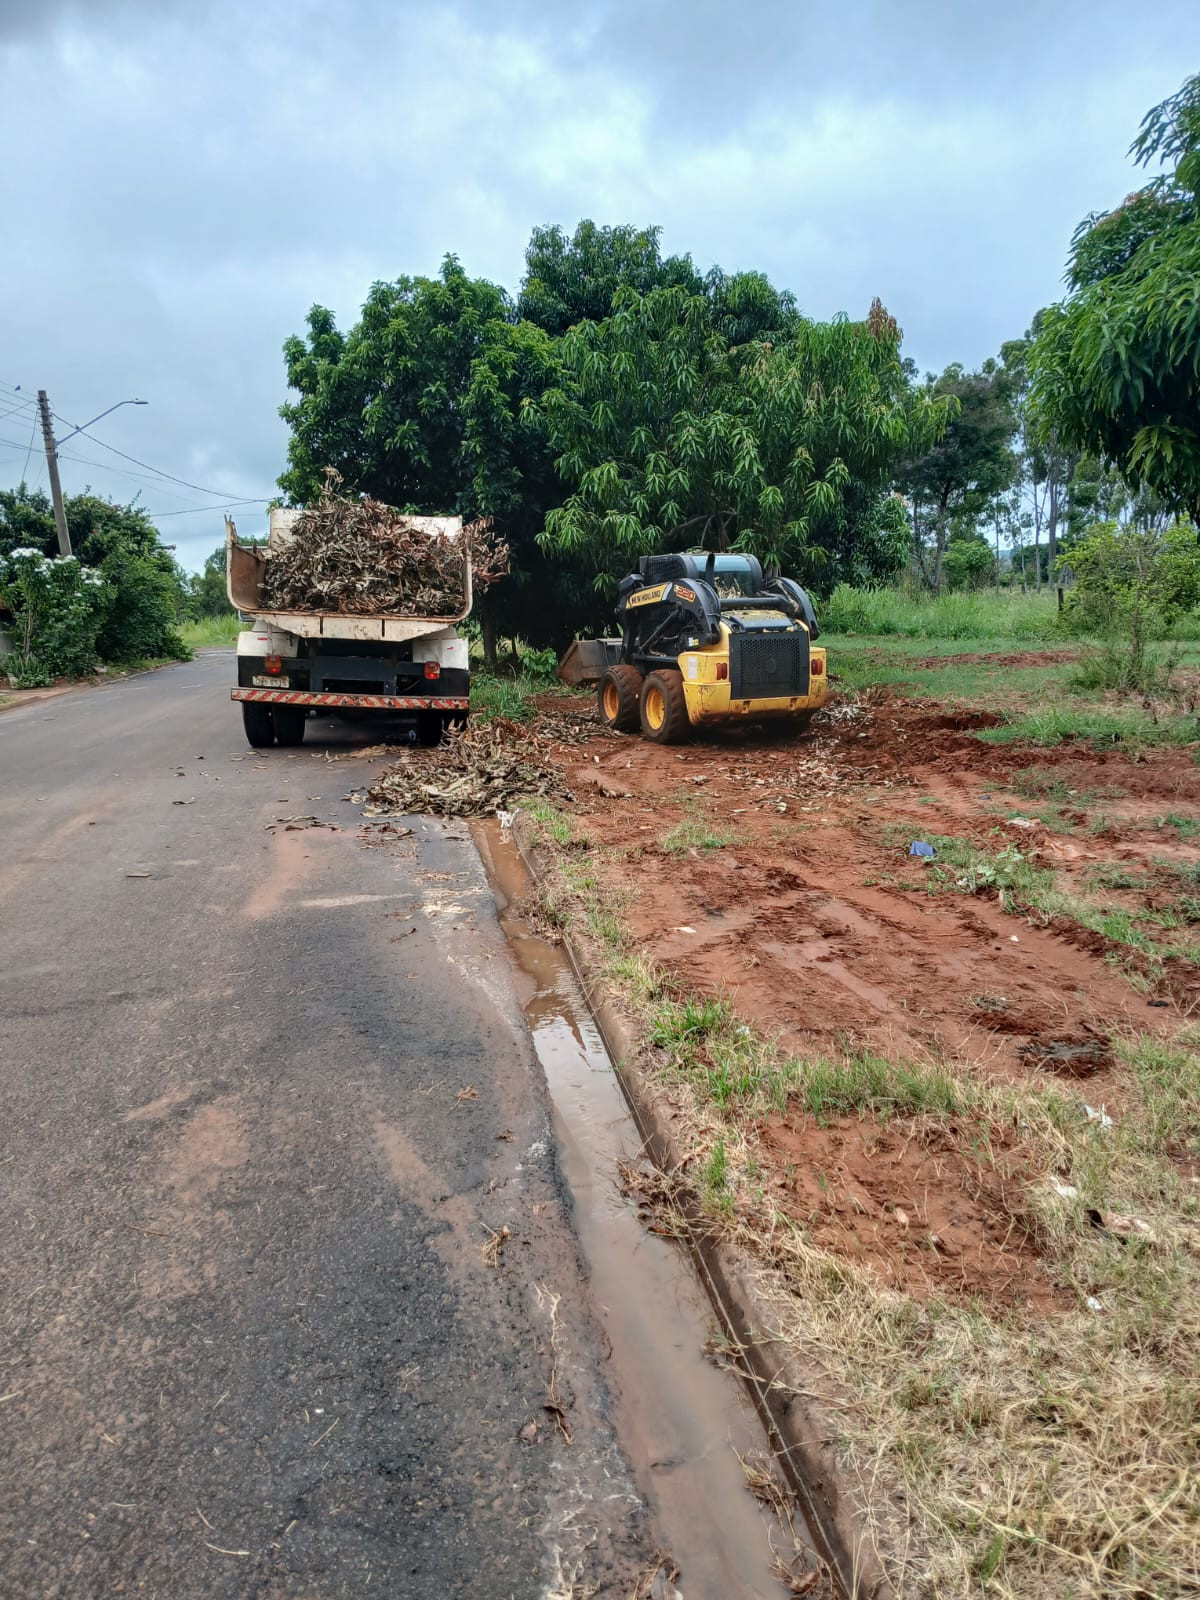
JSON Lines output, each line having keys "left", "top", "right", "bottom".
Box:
{"left": 0, "top": 654, "right": 653, "bottom": 1599}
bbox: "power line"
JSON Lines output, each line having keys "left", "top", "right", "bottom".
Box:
{"left": 21, "top": 412, "right": 38, "bottom": 480}
{"left": 0, "top": 383, "right": 36, "bottom": 413}
{"left": 4, "top": 384, "right": 273, "bottom": 501}
{"left": 0, "top": 430, "right": 270, "bottom": 509}
{"left": 49, "top": 410, "right": 260, "bottom": 499}
{"left": 144, "top": 498, "right": 272, "bottom": 518}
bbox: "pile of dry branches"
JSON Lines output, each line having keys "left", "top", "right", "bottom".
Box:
{"left": 357, "top": 719, "right": 572, "bottom": 819}
{"left": 263, "top": 469, "right": 509, "bottom": 616}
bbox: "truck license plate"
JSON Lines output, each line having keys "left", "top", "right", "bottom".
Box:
{"left": 251, "top": 675, "right": 290, "bottom": 688}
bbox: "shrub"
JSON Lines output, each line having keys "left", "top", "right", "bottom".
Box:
{"left": 97, "top": 547, "right": 190, "bottom": 663}
{"left": 0, "top": 548, "right": 109, "bottom": 686}
{"left": 1059, "top": 520, "right": 1200, "bottom": 692}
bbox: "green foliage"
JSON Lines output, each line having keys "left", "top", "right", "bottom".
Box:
{"left": 0, "top": 547, "right": 109, "bottom": 686}
{"left": 900, "top": 362, "right": 1019, "bottom": 590}
{"left": 941, "top": 533, "right": 995, "bottom": 591}
{"left": 0, "top": 485, "right": 188, "bottom": 668}
{"left": 279, "top": 255, "right": 602, "bottom": 656}
{"left": 1059, "top": 519, "right": 1200, "bottom": 690}
{"left": 468, "top": 670, "right": 542, "bottom": 722}
{"left": 978, "top": 702, "right": 1198, "bottom": 748}
{"left": 517, "top": 220, "right": 706, "bottom": 336}
{"left": 1031, "top": 75, "right": 1200, "bottom": 515}
{"left": 180, "top": 616, "right": 240, "bottom": 648}
{"left": 185, "top": 545, "right": 235, "bottom": 619}
{"left": 0, "top": 484, "right": 57, "bottom": 558}
{"left": 96, "top": 546, "right": 189, "bottom": 664}
{"left": 518, "top": 646, "right": 560, "bottom": 681}
{"left": 822, "top": 582, "right": 1059, "bottom": 639}
{"left": 535, "top": 286, "right": 943, "bottom": 588}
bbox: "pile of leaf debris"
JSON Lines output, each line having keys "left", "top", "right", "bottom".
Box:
{"left": 353, "top": 718, "right": 573, "bottom": 819}
{"left": 262, "top": 468, "right": 509, "bottom": 615}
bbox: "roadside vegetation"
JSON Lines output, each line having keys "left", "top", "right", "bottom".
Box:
{"left": 0, "top": 487, "right": 192, "bottom": 687}
{"left": 521, "top": 734, "right": 1200, "bottom": 1597}
{"left": 179, "top": 615, "right": 240, "bottom": 648}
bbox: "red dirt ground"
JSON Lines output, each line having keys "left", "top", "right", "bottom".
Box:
{"left": 536, "top": 689, "right": 1200, "bottom": 1312}
{"left": 757, "top": 1112, "right": 1065, "bottom": 1309}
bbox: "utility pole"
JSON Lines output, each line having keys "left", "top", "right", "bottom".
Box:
{"left": 37, "top": 391, "right": 71, "bottom": 557}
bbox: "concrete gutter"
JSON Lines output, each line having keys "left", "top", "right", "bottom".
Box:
{"left": 512, "top": 811, "right": 905, "bottom": 1600}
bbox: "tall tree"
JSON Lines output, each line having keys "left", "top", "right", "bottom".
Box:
{"left": 1003, "top": 319, "right": 1076, "bottom": 583}
{"left": 901, "top": 363, "right": 1018, "bottom": 591}
{"left": 1030, "top": 73, "right": 1200, "bottom": 518}
{"left": 186, "top": 546, "right": 236, "bottom": 619}
{"left": 517, "top": 220, "right": 704, "bottom": 336}
{"left": 279, "top": 256, "right": 596, "bottom": 660}
{"left": 533, "top": 286, "right": 943, "bottom": 588}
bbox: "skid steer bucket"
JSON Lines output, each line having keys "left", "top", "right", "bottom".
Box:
{"left": 557, "top": 638, "right": 622, "bottom": 686}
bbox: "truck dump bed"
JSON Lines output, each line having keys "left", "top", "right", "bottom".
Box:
{"left": 226, "top": 508, "right": 471, "bottom": 642}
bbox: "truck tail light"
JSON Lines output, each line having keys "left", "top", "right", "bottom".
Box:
{"left": 265, "top": 654, "right": 282, "bottom": 674}
{"left": 715, "top": 662, "right": 728, "bottom": 680}
{"left": 811, "top": 658, "right": 824, "bottom": 675}
{"left": 424, "top": 661, "right": 441, "bottom": 680}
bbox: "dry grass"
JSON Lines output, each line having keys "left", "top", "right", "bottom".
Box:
{"left": 529, "top": 813, "right": 1200, "bottom": 1600}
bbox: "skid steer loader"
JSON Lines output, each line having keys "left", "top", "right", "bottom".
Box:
{"left": 558, "top": 552, "right": 827, "bottom": 743}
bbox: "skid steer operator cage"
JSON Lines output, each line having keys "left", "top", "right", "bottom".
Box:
{"left": 638, "top": 551, "right": 764, "bottom": 598}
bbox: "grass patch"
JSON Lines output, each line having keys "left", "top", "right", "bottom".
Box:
{"left": 825, "top": 625, "right": 1200, "bottom": 752}
{"left": 1086, "top": 862, "right": 1151, "bottom": 892}
{"left": 521, "top": 798, "right": 575, "bottom": 846}
{"left": 822, "top": 584, "right": 1061, "bottom": 640}
{"left": 979, "top": 703, "right": 1200, "bottom": 749}
{"left": 1156, "top": 812, "right": 1200, "bottom": 840}
{"left": 916, "top": 832, "right": 1200, "bottom": 973}
{"left": 470, "top": 670, "right": 544, "bottom": 722}
{"left": 180, "top": 615, "right": 240, "bottom": 648}
{"left": 661, "top": 816, "right": 735, "bottom": 854}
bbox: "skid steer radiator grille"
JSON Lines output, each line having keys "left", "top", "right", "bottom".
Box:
{"left": 729, "top": 632, "right": 809, "bottom": 700}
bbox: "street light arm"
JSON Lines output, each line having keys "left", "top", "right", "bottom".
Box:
{"left": 56, "top": 398, "right": 148, "bottom": 447}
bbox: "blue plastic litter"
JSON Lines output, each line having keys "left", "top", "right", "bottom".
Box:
{"left": 908, "top": 841, "right": 936, "bottom": 858}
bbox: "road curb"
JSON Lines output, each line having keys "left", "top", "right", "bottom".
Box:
{"left": 511, "top": 812, "right": 902, "bottom": 1600}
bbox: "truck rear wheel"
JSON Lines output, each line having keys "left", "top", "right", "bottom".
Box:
{"left": 273, "top": 707, "right": 307, "bottom": 746}
{"left": 242, "top": 701, "right": 275, "bottom": 748}
{"left": 639, "top": 669, "right": 690, "bottom": 744}
{"left": 597, "top": 665, "right": 642, "bottom": 732}
{"left": 416, "top": 711, "right": 444, "bottom": 746}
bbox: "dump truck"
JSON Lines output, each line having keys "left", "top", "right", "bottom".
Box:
{"left": 558, "top": 551, "right": 826, "bottom": 743}
{"left": 226, "top": 508, "right": 471, "bottom": 748}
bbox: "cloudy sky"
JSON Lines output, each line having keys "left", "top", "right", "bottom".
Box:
{"left": 2, "top": 0, "right": 1197, "bottom": 572}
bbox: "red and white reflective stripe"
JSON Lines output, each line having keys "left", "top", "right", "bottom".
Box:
{"left": 232, "top": 689, "right": 469, "bottom": 710}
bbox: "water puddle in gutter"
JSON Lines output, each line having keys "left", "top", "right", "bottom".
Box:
{"left": 475, "top": 820, "right": 818, "bottom": 1600}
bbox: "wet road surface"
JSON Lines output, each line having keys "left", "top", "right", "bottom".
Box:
{"left": 0, "top": 655, "right": 653, "bottom": 1598}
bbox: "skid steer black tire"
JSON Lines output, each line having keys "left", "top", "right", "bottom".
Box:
{"left": 273, "top": 706, "right": 307, "bottom": 746}
{"left": 639, "top": 668, "right": 691, "bottom": 744}
{"left": 597, "top": 664, "right": 642, "bottom": 732}
{"left": 242, "top": 701, "right": 275, "bottom": 748}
